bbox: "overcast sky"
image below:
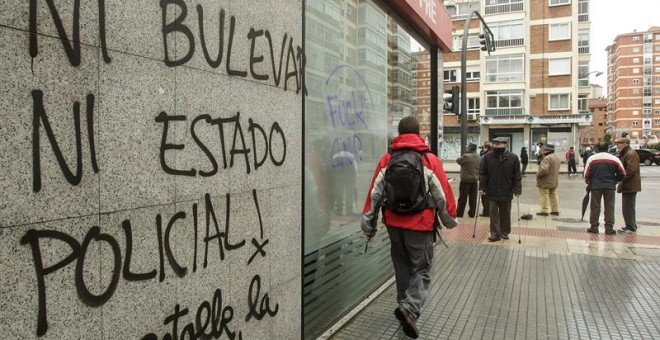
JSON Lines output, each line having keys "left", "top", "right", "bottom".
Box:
{"left": 590, "top": 0, "right": 660, "bottom": 94}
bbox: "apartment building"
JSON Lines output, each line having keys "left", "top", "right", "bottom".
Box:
{"left": 440, "top": 0, "right": 592, "bottom": 160}
{"left": 606, "top": 26, "right": 660, "bottom": 146}
{"left": 580, "top": 98, "right": 608, "bottom": 145}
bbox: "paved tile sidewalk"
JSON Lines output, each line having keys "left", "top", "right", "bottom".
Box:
{"left": 329, "top": 205, "right": 660, "bottom": 340}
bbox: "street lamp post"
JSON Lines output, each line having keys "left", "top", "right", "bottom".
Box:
{"left": 459, "top": 11, "right": 494, "bottom": 155}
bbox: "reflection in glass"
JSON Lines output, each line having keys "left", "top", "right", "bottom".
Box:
{"left": 303, "top": 1, "right": 427, "bottom": 338}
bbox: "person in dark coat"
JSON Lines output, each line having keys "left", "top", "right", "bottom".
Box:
{"left": 456, "top": 142, "right": 480, "bottom": 218}
{"left": 565, "top": 147, "right": 577, "bottom": 177}
{"left": 584, "top": 142, "right": 626, "bottom": 235}
{"left": 520, "top": 147, "right": 529, "bottom": 176}
{"left": 479, "top": 137, "right": 522, "bottom": 242}
{"left": 479, "top": 141, "right": 492, "bottom": 216}
{"left": 615, "top": 137, "right": 641, "bottom": 233}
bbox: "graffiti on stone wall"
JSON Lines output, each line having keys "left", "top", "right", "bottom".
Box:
{"left": 439, "top": 135, "right": 478, "bottom": 160}
{"left": 21, "top": 1, "right": 298, "bottom": 337}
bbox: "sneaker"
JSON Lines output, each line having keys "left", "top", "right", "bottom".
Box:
{"left": 618, "top": 228, "right": 636, "bottom": 234}
{"left": 586, "top": 228, "right": 599, "bottom": 234}
{"left": 550, "top": 212, "right": 560, "bottom": 216}
{"left": 536, "top": 212, "right": 549, "bottom": 216}
{"left": 501, "top": 233, "right": 509, "bottom": 240}
{"left": 395, "top": 306, "right": 419, "bottom": 339}
{"left": 488, "top": 235, "right": 501, "bottom": 242}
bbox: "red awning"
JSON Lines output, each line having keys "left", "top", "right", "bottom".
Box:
{"left": 390, "top": 0, "right": 453, "bottom": 52}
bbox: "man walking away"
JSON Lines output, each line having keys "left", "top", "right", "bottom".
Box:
{"left": 361, "top": 116, "right": 457, "bottom": 339}
{"left": 456, "top": 142, "right": 480, "bottom": 218}
{"left": 520, "top": 147, "right": 529, "bottom": 177}
{"left": 582, "top": 146, "right": 593, "bottom": 167}
{"left": 479, "top": 137, "right": 522, "bottom": 242}
{"left": 615, "top": 137, "right": 641, "bottom": 234}
{"left": 536, "top": 144, "right": 560, "bottom": 216}
{"left": 584, "top": 142, "right": 626, "bottom": 235}
{"left": 479, "top": 141, "right": 492, "bottom": 217}
{"left": 566, "top": 147, "right": 577, "bottom": 177}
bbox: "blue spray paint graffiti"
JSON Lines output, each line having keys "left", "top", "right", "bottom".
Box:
{"left": 323, "top": 64, "right": 374, "bottom": 169}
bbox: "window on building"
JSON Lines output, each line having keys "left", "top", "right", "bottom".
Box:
{"left": 633, "top": 57, "right": 640, "bottom": 63}
{"left": 633, "top": 121, "right": 639, "bottom": 126}
{"left": 655, "top": 120, "right": 660, "bottom": 124}
{"left": 633, "top": 110, "right": 639, "bottom": 115}
{"left": 446, "top": 1, "right": 480, "bottom": 19}
{"left": 443, "top": 69, "right": 457, "bottom": 82}
{"left": 578, "top": 0, "right": 589, "bottom": 21}
{"left": 452, "top": 34, "right": 481, "bottom": 51}
{"left": 633, "top": 88, "right": 640, "bottom": 94}
{"left": 633, "top": 79, "right": 640, "bottom": 84}
{"left": 655, "top": 109, "right": 660, "bottom": 114}
{"left": 633, "top": 68, "right": 640, "bottom": 74}
{"left": 655, "top": 99, "right": 660, "bottom": 105}
{"left": 484, "top": 0, "right": 524, "bottom": 15}
{"left": 549, "top": 57, "right": 570, "bottom": 75}
{"left": 578, "top": 29, "right": 589, "bottom": 53}
{"left": 468, "top": 98, "right": 480, "bottom": 114}
{"left": 490, "top": 20, "right": 525, "bottom": 48}
{"left": 485, "top": 54, "right": 525, "bottom": 82}
{"left": 578, "top": 61, "right": 589, "bottom": 87}
{"left": 633, "top": 46, "right": 640, "bottom": 53}
{"left": 633, "top": 99, "right": 640, "bottom": 105}
{"left": 550, "top": 0, "right": 570, "bottom": 5}
{"left": 465, "top": 67, "right": 481, "bottom": 81}
{"left": 656, "top": 45, "right": 660, "bottom": 51}
{"left": 549, "top": 94, "right": 570, "bottom": 110}
{"left": 633, "top": 36, "right": 640, "bottom": 41}
{"left": 549, "top": 23, "right": 571, "bottom": 40}
{"left": 485, "top": 90, "right": 523, "bottom": 115}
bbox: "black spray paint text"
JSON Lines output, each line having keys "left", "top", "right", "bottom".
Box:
{"left": 156, "top": 111, "right": 286, "bottom": 177}
{"left": 20, "top": 190, "right": 272, "bottom": 336}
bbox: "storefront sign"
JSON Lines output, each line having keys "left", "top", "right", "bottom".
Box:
{"left": 392, "top": 0, "right": 453, "bottom": 51}
{"left": 481, "top": 114, "right": 593, "bottom": 125}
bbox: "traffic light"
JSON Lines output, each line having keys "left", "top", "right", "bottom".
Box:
{"left": 443, "top": 85, "right": 459, "bottom": 115}
{"left": 479, "top": 32, "right": 494, "bottom": 53}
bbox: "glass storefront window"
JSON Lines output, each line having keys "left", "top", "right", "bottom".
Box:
{"left": 303, "top": 1, "right": 430, "bottom": 338}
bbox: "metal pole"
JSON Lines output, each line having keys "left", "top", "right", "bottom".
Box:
{"left": 460, "top": 11, "right": 494, "bottom": 156}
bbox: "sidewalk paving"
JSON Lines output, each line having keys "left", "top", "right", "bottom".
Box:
{"left": 329, "top": 203, "right": 660, "bottom": 340}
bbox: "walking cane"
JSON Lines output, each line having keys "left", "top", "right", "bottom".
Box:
{"left": 472, "top": 193, "right": 481, "bottom": 238}
{"left": 517, "top": 195, "right": 522, "bottom": 244}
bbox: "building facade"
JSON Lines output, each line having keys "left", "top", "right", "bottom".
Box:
{"left": 606, "top": 26, "right": 660, "bottom": 146}
{"left": 580, "top": 98, "right": 608, "bottom": 146}
{"left": 440, "top": 0, "right": 592, "bottom": 160}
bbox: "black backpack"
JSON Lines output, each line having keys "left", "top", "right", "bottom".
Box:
{"left": 383, "top": 149, "right": 430, "bottom": 214}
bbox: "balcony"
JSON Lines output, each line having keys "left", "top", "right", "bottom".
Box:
{"left": 494, "top": 38, "right": 525, "bottom": 48}
{"left": 485, "top": 108, "right": 524, "bottom": 116}
{"left": 578, "top": 46, "right": 590, "bottom": 54}
{"left": 578, "top": 13, "right": 589, "bottom": 22}
{"left": 484, "top": 2, "right": 524, "bottom": 15}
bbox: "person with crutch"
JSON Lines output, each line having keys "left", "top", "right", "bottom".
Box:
{"left": 456, "top": 142, "right": 480, "bottom": 218}
{"left": 479, "top": 137, "right": 522, "bottom": 242}
{"left": 360, "top": 117, "right": 457, "bottom": 338}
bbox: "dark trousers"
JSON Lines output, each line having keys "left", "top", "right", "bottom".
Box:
{"left": 481, "top": 194, "right": 490, "bottom": 216}
{"left": 589, "top": 189, "right": 615, "bottom": 231}
{"left": 521, "top": 163, "right": 528, "bottom": 176}
{"left": 387, "top": 227, "right": 433, "bottom": 320}
{"left": 622, "top": 192, "right": 638, "bottom": 231}
{"left": 568, "top": 160, "right": 577, "bottom": 175}
{"left": 457, "top": 181, "right": 478, "bottom": 217}
{"left": 489, "top": 199, "right": 512, "bottom": 236}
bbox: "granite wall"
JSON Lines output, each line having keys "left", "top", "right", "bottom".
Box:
{"left": 0, "top": 0, "right": 302, "bottom": 338}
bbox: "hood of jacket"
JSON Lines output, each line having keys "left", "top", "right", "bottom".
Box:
{"left": 390, "top": 134, "right": 430, "bottom": 153}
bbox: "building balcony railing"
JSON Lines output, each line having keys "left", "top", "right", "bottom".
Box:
{"left": 578, "top": 14, "right": 589, "bottom": 22}
{"left": 578, "top": 46, "right": 590, "bottom": 54}
{"left": 484, "top": 2, "right": 524, "bottom": 15}
{"left": 494, "top": 38, "right": 525, "bottom": 48}
{"left": 485, "top": 108, "right": 524, "bottom": 116}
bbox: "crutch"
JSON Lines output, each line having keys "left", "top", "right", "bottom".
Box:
{"left": 472, "top": 193, "right": 481, "bottom": 238}
{"left": 517, "top": 195, "right": 522, "bottom": 244}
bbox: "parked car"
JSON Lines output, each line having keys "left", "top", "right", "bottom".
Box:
{"left": 635, "top": 149, "right": 660, "bottom": 166}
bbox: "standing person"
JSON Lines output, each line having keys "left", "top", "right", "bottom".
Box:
{"left": 479, "top": 137, "right": 522, "bottom": 242}
{"left": 584, "top": 142, "right": 626, "bottom": 235}
{"left": 479, "top": 141, "right": 492, "bottom": 217}
{"left": 456, "top": 142, "right": 480, "bottom": 218}
{"left": 582, "top": 146, "right": 593, "bottom": 167}
{"left": 520, "top": 146, "right": 529, "bottom": 177}
{"left": 361, "top": 116, "right": 457, "bottom": 339}
{"left": 536, "top": 144, "right": 561, "bottom": 216}
{"left": 535, "top": 142, "right": 545, "bottom": 165}
{"left": 615, "top": 137, "right": 641, "bottom": 234}
{"left": 565, "top": 147, "right": 577, "bottom": 177}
